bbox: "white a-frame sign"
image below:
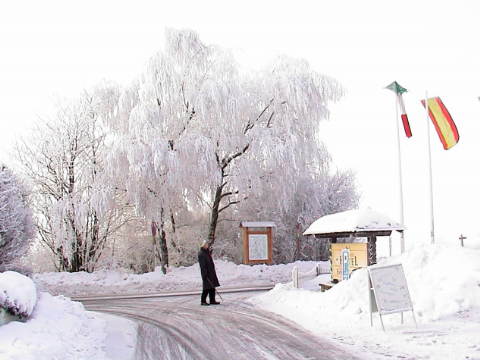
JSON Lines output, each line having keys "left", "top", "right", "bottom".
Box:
{"left": 368, "top": 263, "right": 417, "bottom": 331}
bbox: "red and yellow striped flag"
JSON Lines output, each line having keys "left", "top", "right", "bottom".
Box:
{"left": 421, "top": 97, "right": 459, "bottom": 150}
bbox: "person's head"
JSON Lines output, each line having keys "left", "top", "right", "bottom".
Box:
{"left": 200, "top": 240, "right": 209, "bottom": 249}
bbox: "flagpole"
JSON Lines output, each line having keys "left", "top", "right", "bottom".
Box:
{"left": 394, "top": 95, "right": 406, "bottom": 253}
{"left": 424, "top": 92, "right": 435, "bottom": 244}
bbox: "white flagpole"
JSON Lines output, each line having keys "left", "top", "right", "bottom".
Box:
{"left": 394, "top": 95, "right": 406, "bottom": 253}
{"left": 424, "top": 93, "right": 435, "bottom": 244}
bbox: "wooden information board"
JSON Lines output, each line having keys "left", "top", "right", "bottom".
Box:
{"left": 240, "top": 222, "right": 274, "bottom": 264}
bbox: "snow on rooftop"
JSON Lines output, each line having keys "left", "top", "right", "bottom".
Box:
{"left": 303, "top": 208, "right": 403, "bottom": 236}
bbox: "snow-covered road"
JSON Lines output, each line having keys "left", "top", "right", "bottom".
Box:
{"left": 82, "top": 291, "right": 362, "bottom": 360}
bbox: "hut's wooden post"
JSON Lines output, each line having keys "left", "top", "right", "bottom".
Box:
{"left": 367, "top": 235, "right": 377, "bottom": 265}
{"left": 328, "top": 237, "right": 338, "bottom": 277}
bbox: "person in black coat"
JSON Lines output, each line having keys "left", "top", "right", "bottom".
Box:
{"left": 198, "top": 240, "right": 220, "bottom": 306}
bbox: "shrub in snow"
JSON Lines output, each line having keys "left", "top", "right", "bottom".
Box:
{"left": 0, "top": 271, "right": 37, "bottom": 320}
{"left": 0, "top": 166, "right": 34, "bottom": 269}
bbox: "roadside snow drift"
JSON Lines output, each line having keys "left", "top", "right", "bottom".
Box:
{"left": 0, "top": 292, "right": 109, "bottom": 360}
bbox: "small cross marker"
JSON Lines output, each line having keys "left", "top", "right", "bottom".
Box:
{"left": 459, "top": 234, "right": 467, "bottom": 247}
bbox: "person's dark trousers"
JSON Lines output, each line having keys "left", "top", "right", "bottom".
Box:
{"left": 201, "top": 289, "right": 216, "bottom": 303}
{"left": 208, "top": 288, "right": 216, "bottom": 303}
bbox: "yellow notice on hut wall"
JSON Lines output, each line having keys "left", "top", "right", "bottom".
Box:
{"left": 331, "top": 243, "right": 368, "bottom": 281}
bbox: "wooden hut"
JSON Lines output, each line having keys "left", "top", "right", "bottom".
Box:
{"left": 303, "top": 208, "right": 403, "bottom": 281}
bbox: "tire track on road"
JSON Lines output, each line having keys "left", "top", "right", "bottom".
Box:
{"left": 83, "top": 290, "right": 363, "bottom": 360}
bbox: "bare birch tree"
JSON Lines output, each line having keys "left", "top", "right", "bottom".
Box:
{"left": 16, "top": 86, "right": 131, "bottom": 272}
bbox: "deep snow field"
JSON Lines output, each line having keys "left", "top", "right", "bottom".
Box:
{"left": 1, "top": 242, "right": 479, "bottom": 359}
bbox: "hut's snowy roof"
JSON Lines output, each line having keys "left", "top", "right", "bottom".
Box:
{"left": 303, "top": 208, "right": 403, "bottom": 236}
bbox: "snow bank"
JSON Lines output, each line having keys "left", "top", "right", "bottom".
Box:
{"left": 251, "top": 243, "right": 480, "bottom": 359}
{"left": 34, "top": 260, "right": 326, "bottom": 296}
{"left": 403, "top": 243, "right": 480, "bottom": 320}
{"left": 0, "top": 271, "right": 37, "bottom": 319}
{"left": 0, "top": 292, "right": 109, "bottom": 360}
{"left": 254, "top": 243, "right": 480, "bottom": 322}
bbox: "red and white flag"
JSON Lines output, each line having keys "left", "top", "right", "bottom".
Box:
{"left": 386, "top": 81, "right": 412, "bottom": 138}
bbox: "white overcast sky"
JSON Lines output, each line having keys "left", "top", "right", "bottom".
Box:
{"left": 1, "top": 0, "right": 480, "bottom": 246}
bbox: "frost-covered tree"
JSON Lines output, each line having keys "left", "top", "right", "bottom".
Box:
{"left": 148, "top": 31, "right": 346, "bottom": 246}
{"left": 280, "top": 168, "right": 359, "bottom": 261}
{"left": 105, "top": 30, "right": 221, "bottom": 271}
{"left": 0, "top": 166, "right": 34, "bottom": 269}
{"left": 16, "top": 86, "right": 131, "bottom": 272}
{"left": 193, "top": 56, "right": 346, "bottom": 245}
{"left": 106, "top": 29, "right": 357, "bottom": 265}
{"left": 213, "top": 148, "right": 359, "bottom": 262}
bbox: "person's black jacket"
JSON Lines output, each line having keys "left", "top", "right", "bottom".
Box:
{"left": 198, "top": 247, "right": 220, "bottom": 290}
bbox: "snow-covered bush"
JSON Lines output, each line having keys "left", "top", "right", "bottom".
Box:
{"left": 0, "top": 166, "right": 34, "bottom": 270}
{"left": 0, "top": 271, "right": 37, "bottom": 320}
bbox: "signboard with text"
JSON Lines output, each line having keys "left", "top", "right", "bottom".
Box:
{"left": 368, "top": 264, "right": 413, "bottom": 315}
{"left": 368, "top": 263, "right": 416, "bottom": 330}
